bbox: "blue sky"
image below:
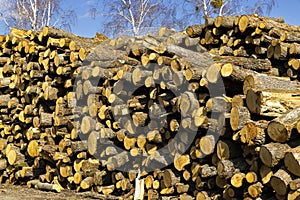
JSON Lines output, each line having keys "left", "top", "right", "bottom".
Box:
{"left": 0, "top": 0, "right": 299, "bottom": 38}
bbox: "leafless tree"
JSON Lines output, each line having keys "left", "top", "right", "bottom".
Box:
{"left": 0, "top": 0, "right": 76, "bottom": 32}
{"left": 89, "top": 0, "right": 182, "bottom": 37}
{"left": 182, "top": 0, "right": 277, "bottom": 24}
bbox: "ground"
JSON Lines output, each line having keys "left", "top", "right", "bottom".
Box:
{"left": 0, "top": 184, "right": 122, "bottom": 200}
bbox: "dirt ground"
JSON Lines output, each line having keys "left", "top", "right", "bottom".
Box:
{"left": 0, "top": 184, "right": 123, "bottom": 200}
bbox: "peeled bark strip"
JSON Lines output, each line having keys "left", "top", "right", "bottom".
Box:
{"left": 259, "top": 143, "right": 291, "bottom": 167}
{"left": 267, "top": 106, "right": 300, "bottom": 142}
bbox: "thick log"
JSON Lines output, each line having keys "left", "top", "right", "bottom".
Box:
{"left": 230, "top": 172, "right": 245, "bottom": 188}
{"left": 166, "top": 44, "right": 213, "bottom": 72}
{"left": 230, "top": 106, "right": 251, "bottom": 131}
{"left": 248, "top": 182, "right": 263, "bottom": 198}
{"left": 284, "top": 146, "right": 300, "bottom": 177}
{"left": 267, "top": 106, "right": 300, "bottom": 142}
{"left": 270, "top": 169, "right": 292, "bottom": 196}
{"left": 259, "top": 142, "right": 291, "bottom": 167}
{"left": 246, "top": 89, "right": 300, "bottom": 117}
{"left": 238, "top": 14, "right": 295, "bottom": 33}
{"left": 186, "top": 25, "right": 205, "bottom": 38}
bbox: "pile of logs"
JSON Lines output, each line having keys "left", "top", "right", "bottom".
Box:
{"left": 1, "top": 14, "right": 300, "bottom": 200}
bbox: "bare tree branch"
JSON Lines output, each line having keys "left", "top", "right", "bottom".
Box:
{"left": 0, "top": 0, "right": 76, "bottom": 31}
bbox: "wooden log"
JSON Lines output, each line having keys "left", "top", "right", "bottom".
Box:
{"left": 274, "top": 42, "right": 289, "bottom": 60}
{"left": 217, "top": 160, "right": 238, "bottom": 179}
{"left": 246, "top": 89, "right": 300, "bottom": 117}
{"left": 220, "top": 63, "right": 257, "bottom": 83}
{"left": 216, "top": 140, "right": 242, "bottom": 160}
{"left": 267, "top": 106, "right": 300, "bottom": 142}
{"left": 270, "top": 169, "right": 292, "bottom": 196}
{"left": 284, "top": 146, "right": 300, "bottom": 177}
{"left": 288, "top": 191, "right": 300, "bottom": 200}
{"left": 259, "top": 142, "right": 291, "bottom": 167}
{"left": 179, "top": 91, "right": 199, "bottom": 117}
{"left": 0, "top": 159, "right": 7, "bottom": 171}
{"left": 35, "top": 181, "right": 62, "bottom": 192}
{"left": 43, "top": 26, "right": 105, "bottom": 50}
{"left": 239, "top": 121, "right": 266, "bottom": 146}
{"left": 289, "top": 42, "right": 300, "bottom": 55}
{"left": 186, "top": 25, "right": 205, "bottom": 37}
{"left": 230, "top": 172, "right": 245, "bottom": 188}
{"left": 238, "top": 14, "right": 295, "bottom": 33}
{"left": 174, "top": 154, "right": 190, "bottom": 171}
{"left": 6, "top": 145, "right": 26, "bottom": 166}
{"left": 214, "top": 16, "right": 235, "bottom": 28}
{"left": 163, "top": 169, "right": 180, "bottom": 188}
{"left": 243, "top": 73, "right": 300, "bottom": 95}
{"left": 199, "top": 164, "right": 217, "bottom": 178}
{"left": 245, "top": 171, "right": 258, "bottom": 183}
{"left": 290, "top": 178, "right": 300, "bottom": 190}
{"left": 248, "top": 182, "right": 263, "bottom": 198}
{"left": 166, "top": 44, "right": 213, "bottom": 72}
{"left": 230, "top": 106, "right": 251, "bottom": 131}
{"left": 81, "top": 116, "right": 96, "bottom": 134}
{"left": 199, "top": 135, "right": 216, "bottom": 156}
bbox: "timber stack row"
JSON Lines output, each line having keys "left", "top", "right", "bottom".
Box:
{"left": 0, "top": 14, "right": 300, "bottom": 200}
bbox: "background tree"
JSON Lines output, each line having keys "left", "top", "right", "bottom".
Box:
{"left": 89, "top": 0, "right": 183, "bottom": 37}
{"left": 0, "top": 0, "right": 76, "bottom": 31}
{"left": 182, "top": 0, "right": 277, "bottom": 23}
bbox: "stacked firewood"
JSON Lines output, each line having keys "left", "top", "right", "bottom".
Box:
{"left": 0, "top": 14, "right": 300, "bottom": 200}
